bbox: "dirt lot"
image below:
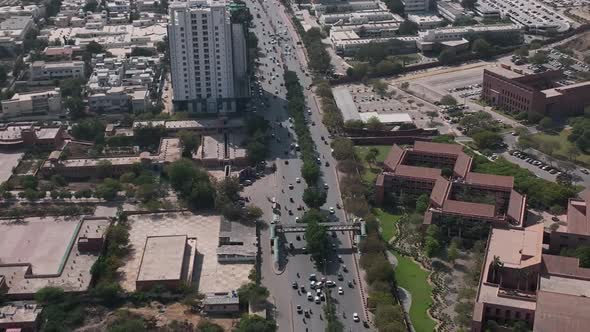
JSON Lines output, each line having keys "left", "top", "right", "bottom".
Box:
{"left": 561, "top": 30, "right": 590, "bottom": 59}
{"left": 127, "top": 303, "right": 238, "bottom": 330}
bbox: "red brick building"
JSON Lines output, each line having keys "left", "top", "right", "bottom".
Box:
{"left": 375, "top": 142, "right": 526, "bottom": 228}
{"left": 481, "top": 66, "right": 590, "bottom": 118}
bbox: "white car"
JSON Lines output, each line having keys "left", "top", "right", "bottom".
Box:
{"left": 296, "top": 177, "right": 301, "bottom": 183}
{"left": 307, "top": 109, "right": 312, "bottom": 114}
{"left": 353, "top": 313, "right": 360, "bottom": 322}
{"left": 324, "top": 183, "right": 329, "bottom": 189}
{"left": 329, "top": 207, "right": 335, "bottom": 214}
{"left": 338, "top": 287, "right": 343, "bottom": 295}
{"left": 314, "top": 296, "right": 321, "bottom": 304}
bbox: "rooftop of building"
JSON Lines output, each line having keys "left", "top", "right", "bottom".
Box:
{"left": 558, "top": 191, "right": 590, "bottom": 236}
{"left": 137, "top": 235, "right": 188, "bottom": 282}
{"left": 475, "top": 224, "right": 543, "bottom": 310}
{"left": 0, "top": 302, "right": 42, "bottom": 325}
{"left": 203, "top": 291, "right": 239, "bottom": 305}
{"left": 133, "top": 118, "right": 245, "bottom": 130}
{"left": 533, "top": 290, "right": 590, "bottom": 332}
{"left": 541, "top": 80, "right": 590, "bottom": 98}
{"left": 442, "top": 199, "right": 496, "bottom": 218}
{"left": 465, "top": 172, "right": 514, "bottom": 190}
{"left": 217, "top": 218, "right": 257, "bottom": 257}
{"left": 0, "top": 217, "right": 109, "bottom": 298}
{"left": 31, "top": 60, "right": 84, "bottom": 68}
{"left": 0, "top": 16, "right": 31, "bottom": 30}
{"left": 413, "top": 141, "right": 464, "bottom": 155}
{"left": 484, "top": 66, "right": 525, "bottom": 79}
{"left": 0, "top": 124, "right": 61, "bottom": 142}
{"left": 358, "top": 112, "right": 413, "bottom": 124}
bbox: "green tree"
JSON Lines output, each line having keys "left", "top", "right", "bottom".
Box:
{"left": 438, "top": 48, "right": 457, "bottom": 65}
{"left": 372, "top": 80, "right": 389, "bottom": 97}
{"left": 83, "top": 0, "right": 98, "bottom": 12}
{"left": 473, "top": 130, "right": 503, "bottom": 149}
{"left": 514, "top": 46, "right": 529, "bottom": 57}
{"left": 177, "top": 130, "right": 199, "bottom": 158}
{"left": 96, "top": 160, "right": 113, "bottom": 178}
{"left": 398, "top": 20, "right": 419, "bottom": 35}
{"left": 237, "top": 283, "right": 270, "bottom": 309}
{"left": 234, "top": 315, "right": 276, "bottom": 332}
{"left": 305, "top": 216, "right": 330, "bottom": 266}
{"left": 133, "top": 124, "right": 166, "bottom": 149}
{"left": 197, "top": 320, "right": 224, "bottom": 332}
{"left": 472, "top": 38, "right": 492, "bottom": 58}
{"left": 448, "top": 242, "right": 460, "bottom": 265}
{"left": 330, "top": 139, "right": 356, "bottom": 160}
{"left": 72, "top": 118, "right": 106, "bottom": 142}
{"left": 301, "top": 161, "right": 320, "bottom": 184}
{"left": 539, "top": 116, "right": 553, "bottom": 130}
{"left": 440, "top": 94, "right": 457, "bottom": 106}
{"left": 415, "top": 194, "right": 429, "bottom": 213}
{"left": 384, "top": 0, "right": 404, "bottom": 15}
{"left": 529, "top": 50, "right": 549, "bottom": 65}
{"left": 21, "top": 175, "right": 38, "bottom": 190}
{"left": 95, "top": 178, "right": 121, "bottom": 201}
{"left": 302, "top": 187, "right": 327, "bottom": 208}
{"left": 35, "top": 287, "right": 65, "bottom": 304}
{"left": 365, "top": 147, "right": 379, "bottom": 167}
{"left": 461, "top": 0, "right": 477, "bottom": 9}
{"left": 366, "top": 116, "right": 384, "bottom": 131}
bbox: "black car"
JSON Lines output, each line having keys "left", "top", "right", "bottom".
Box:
{"left": 292, "top": 282, "right": 298, "bottom": 289}
{"left": 325, "top": 161, "right": 330, "bottom": 167}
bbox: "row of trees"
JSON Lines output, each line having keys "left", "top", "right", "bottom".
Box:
{"left": 283, "top": 70, "right": 321, "bottom": 185}
{"left": 316, "top": 80, "right": 344, "bottom": 133}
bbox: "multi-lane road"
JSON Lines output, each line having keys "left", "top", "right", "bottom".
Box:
{"left": 240, "top": 0, "right": 371, "bottom": 331}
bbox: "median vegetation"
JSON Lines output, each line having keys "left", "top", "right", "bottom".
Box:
{"left": 284, "top": 70, "right": 321, "bottom": 186}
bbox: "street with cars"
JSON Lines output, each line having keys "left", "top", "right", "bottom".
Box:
{"left": 241, "top": 0, "right": 371, "bottom": 331}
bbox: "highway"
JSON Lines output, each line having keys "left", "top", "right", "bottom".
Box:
{"left": 241, "top": 0, "right": 371, "bottom": 331}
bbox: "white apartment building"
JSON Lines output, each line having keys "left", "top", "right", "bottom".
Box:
{"left": 30, "top": 61, "right": 85, "bottom": 81}
{"left": 168, "top": 0, "right": 248, "bottom": 113}
{"left": 402, "top": 0, "right": 429, "bottom": 13}
{"left": 106, "top": 0, "right": 130, "bottom": 14}
{"left": 1, "top": 89, "right": 63, "bottom": 119}
{"left": 417, "top": 24, "right": 522, "bottom": 50}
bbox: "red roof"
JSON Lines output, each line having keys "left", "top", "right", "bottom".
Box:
{"left": 383, "top": 144, "right": 405, "bottom": 172}
{"left": 413, "top": 141, "right": 463, "bottom": 155}
{"left": 542, "top": 254, "right": 590, "bottom": 280}
{"left": 453, "top": 152, "right": 472, "bottom": 178}
{"left": 430, "top": 177, "right": 450, "bottom": 208}
{"left": 442, "top": 199, "right": 496, "bottom": 218}
{"left": 534, "top": 290, "right": 590, "bottom": 332}
{"left": 507, "top": 190, "right": 526, "bottom": 225}
{"left": 465, "top": 172, "right": 514, "bottom": 190}
{"left": 394, "top": 164, "right": 441, "bottom": 181}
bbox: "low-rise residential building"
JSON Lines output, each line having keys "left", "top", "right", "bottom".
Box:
{"left": 312, "top": 1, "right": 381, "bottom": 15}
{"left": 0, "top": 5, "right": 45, "bottom": 20}
{"left": 30, "top": 61, "right": 85, "bottom": 81}
{"left": 402, "top": 0, "right": 429, "bottom": 13}
{"left": 202, "top": 292, "right": 240, "bottom": 314}
{"left": 482, "top": 66, "right": 590, "bottom": 118}
{"left": 136, "top": 0, "right": 159, "bottom": 12}
{"left": 417, "top": 24, "right": 522, "bottom": 51}
{"left": 195, "top": 133, "right": 248, "bottom": 168}
{"left": 106, "top": 0, "right": 129, "bottom": 14}
{"left": 407, "top": 14, "right": 445, "bottom": 29}
{"left": 42, "top": 46, "right": 83, "bottom": 61}
{"left": 133, "top": 119, "right": 245, "bottom": 136}
{"left": 0, "top": 89, "right": 63, "bottom": 120}
{"left": 375, "top": 142, "right": 527, "bottom": 228}
{"left": 0, "top": 302, "right": 42, "bottom": 332}
{"left": 41, "top": 138, "right": 181, "bottom": 178}
{"left": 437, "top": 0, "right": 470, "bottom": 22}
{"left": 330, "top": 29, "right": 418, "bottom": 55}
{"left": 548, "top": 190, "right": 590, "bottom": 254}
{"left": 0, "top": 16, "right": 33, "bottom": 47}
{"left": 0, "top": 123, "right": 65, "bottom": 150}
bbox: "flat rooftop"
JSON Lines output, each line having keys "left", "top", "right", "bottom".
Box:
{"left": 0, "top": 217, "right": 80, "bottom": 274}
{"left": 137, "top": 235, "right": 187, "bottom": 282}
{"left": 485, "top": 66, "right": 524, "bottom": 79}
{"left": 534, "top": 291, "right": 590, "bottom": 332}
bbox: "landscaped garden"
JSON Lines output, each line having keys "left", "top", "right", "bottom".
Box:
{"left": 393, "top": 252, "right": 436, "bottom": 332}
{"left": 373, "top": 208, "right": 400, "bottom": 242}
{"left": 355, "top": 145, "right": 391, "bottom": 183}
{"left": 523, "top": 129, "right": 590, "bottom": 167}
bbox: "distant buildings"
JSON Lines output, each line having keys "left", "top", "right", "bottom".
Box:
{"left": 376, "top": 142, "right": 527, "bottom": 227}
{"left": 417, "top": 24, "right": 522, "bottom": 51}
{"left": 482, "top": 66, "right": 590, "bottom": 117}
{"left": 41, "top": 138, "right": 181, "bottom": 178}
{"left": 0, "top": 123, "right": 65, "bottom": 150}
{"left": 30, "top": 61, "right": 85, "bottom": 81}
{"left": 1, "top": 89, "right": 63, "bottom": 120}
{"left": 0, "top": 302, "right": 42, "bottom": 331}
{"left": 436, "top": 0, "right": 471, "bottom": 22}
{"left": 402, "top": 0, "right": 430, "bottom": 13}
{"left": 168, "top": 0, "right": 249, "bottom": 113}
{"left": 0, "top": 16, "right": 33, "bottom": 48}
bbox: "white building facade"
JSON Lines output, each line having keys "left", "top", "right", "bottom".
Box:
{"left": 168, "top": 0, "right": 248, "bottom": 114}
{"left": 1, "top": 88, "right": 63, "bottom": 119}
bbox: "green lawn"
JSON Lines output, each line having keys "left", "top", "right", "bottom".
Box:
{"left": 373, "top": 208, "right": 400, "bottom": 241}
{"left": 393, "top": 252, "right": 436, "bottom": 332}
{"left": 528, "top": 129, "right": 590, "bottom": 167}
{"left": 355, "top": 145, "right": 391, "bottom": 183}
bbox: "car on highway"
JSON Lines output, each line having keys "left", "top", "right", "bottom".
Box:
{"left": 582, "top": 169, "right": 589, "bottom": 175}
{"left": 326, "top": 280, "right": 335, "bottom": 287}
{"left": 325, "top": 161, "right": 330, "bottom": 167}
{"left": 297, "top": 305, "right": 303, "bottom": 314}
{"left": 338, "top": 287, "right": 343, "bottom": 295}
{"left": 329, "top": 207, "right": 335, "bottom": 214}
{"left": 315, "top": 296, "right": 321, "bottom": 304}
{"left": 288, "top": 184, "right": 294, "bottom": 189}
{"left": 307, "top": 292, "right": 313, "bottom": 300}
{"left": 324, "top": 183, "right": 329, "bottom": 189}
{"left": 309, "top": 274, "right": 317, "bottom": 281}
{"left": 307, "top": 109, "right": 312, "bottom": 114}
{"left": 353, "top": 313, "right": 360, "bottom": 322}
{"left": 292, "top": 281, "right": 298, "bottom": 289}
{"left": 296, "top": 177, "right": 301, "bottom": 183}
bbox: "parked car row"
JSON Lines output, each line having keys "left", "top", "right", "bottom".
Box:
{"left": 509, "top": 150, "right": 561, "bottom": 175}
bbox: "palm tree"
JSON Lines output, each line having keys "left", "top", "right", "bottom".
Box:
{"left": 491, "top": 256, "right": 504, "bottom": 284}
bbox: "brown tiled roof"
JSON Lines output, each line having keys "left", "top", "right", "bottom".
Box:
{"left": 566, "top": 196, "right": 590, "bottom": 236}
{"left": 413, "top": 141, "right": 463, "bottom": 155}
{"left": 453, "top": 152, "right": 472, "bottom": 178}
{"left": 542, "top": 254, "right": 590, "bottom": 280}
{"left": 534, "top": 291, "right": 590, "bottom": 332}
{"left": 507, "top": 190, "right": 526, "bottom": 225}
{"left": 442, "top": 199, "right": 496, "bottom": 218}
{"left": 465, "top": 172, "right": 514, "bottom": 190}
{"left": 383, "top": 144, "right": 405, "bottom": 172}
{"left": 430, "top": 177, "right": 450, "bottom": 208}
{"left": 394, "top": 164, "right": 441, "bottom": 181}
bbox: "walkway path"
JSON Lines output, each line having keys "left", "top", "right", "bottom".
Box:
{"left": 397, "top": 287, "right": 415, "bottom": 332}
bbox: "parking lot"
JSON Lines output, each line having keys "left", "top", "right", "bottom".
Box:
{"left": 333, "top": 83, "right": 452, "bottom": 132}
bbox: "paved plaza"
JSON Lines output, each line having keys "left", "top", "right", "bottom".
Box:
{"left": 121, "top": 212, "right": 252, "bottom": 293}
